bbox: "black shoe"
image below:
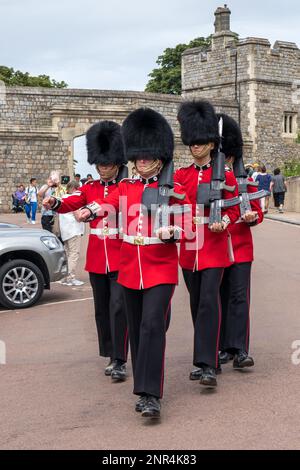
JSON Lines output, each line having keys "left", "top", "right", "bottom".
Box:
{"left": 219, "top": 351, "right": 234, "bottom": 364}
{"left": 189, "top": 367, "right": 203, "bottom": 381}
{"left": 104, "top": 359, "right": 114, "bottom": 376}
{"left": 199, "top": 366, "right": 217, "bottom": 388}
{"left": 141, "top": 395, "right": 161, "bottom": 419}
{"left": 111, "top": 361, "right": 127, "bottom": 381}
{"left": 135, "top": 396, "right": 147, "bottom": 413}
{"left": 233, "top": 351, "right": 254, "bottom": 369}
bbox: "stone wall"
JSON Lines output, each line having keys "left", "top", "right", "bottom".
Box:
{"left": 0, "top": 87, "right": 192, "bottom": 212}
{"left": 182, "top": 32, "right": 300, "bottom": 170}
{"left": 284, "top": 177, "right": 300, "bottom": 212}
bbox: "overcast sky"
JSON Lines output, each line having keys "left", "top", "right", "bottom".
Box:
{"left": 1, "top": 0, "right": 299, "bottom": 91}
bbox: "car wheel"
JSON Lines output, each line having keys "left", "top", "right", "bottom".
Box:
{"left": 0, "top": 259, "right": 44, "bottom": 309}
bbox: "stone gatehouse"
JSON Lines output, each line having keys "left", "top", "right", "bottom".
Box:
{"left": 0, "top": 4, "right": 299, "bottom": 212}
{"left": 182, "top": 5, "right": 300, "bottom": 167}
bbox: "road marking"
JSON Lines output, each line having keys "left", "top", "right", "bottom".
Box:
{"left": 0, "top": 297, "right": 93, "bottom": 313}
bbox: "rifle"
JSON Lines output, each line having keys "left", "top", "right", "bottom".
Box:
{"left": 233, "top": 158, "right": 270, "bottom": 217}
{"left": 197, "top": 117, "right": 241, "bottom": 226}
{"left": 142, "top": 160, "right": 188, "bottom": 237}
{"left": 116, "top": 164, "right": 128, "bottom": 182}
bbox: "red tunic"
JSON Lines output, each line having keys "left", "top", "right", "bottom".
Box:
{"left": 92, "top": 177, "right": 191, "bottom": 290}
{"left": 228, "top": 178, "right": 264, "bottom": 264}
{"left": 57, "top": 180, "right": 122, "bottom": 274}
{"left": 174, "top": 163, "right": 240, "bottom": 271}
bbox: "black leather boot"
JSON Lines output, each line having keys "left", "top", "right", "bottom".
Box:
{"left": 104, "top": 359, "right": 114, "bottom": 376}
{"left": 111, "top": 360, "right": 127, "bottom": 381}
{"left": 141, "top": 395, "right": 161, "bottom": 419}
{"left": 219, "top": 351, "right": 234, "bottom": 364}
{"left": 189, "top": 367, "right": 203, "bottom": 381}
{"left": 135, "top": 395, "right": 147, "bottom": 413}
{"left": 233, "top": 351, "right": 254, "bottom": 369}
{"left": 199, "top": 366, "right": 217, "bottom": 388}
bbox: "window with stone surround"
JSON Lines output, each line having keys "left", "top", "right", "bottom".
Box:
{"left": 283, "top": 113, "right": 297, "bottom": 135}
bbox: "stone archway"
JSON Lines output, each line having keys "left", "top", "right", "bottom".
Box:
{"left": 51, "top": 105, "right": 133, "bottom": 178}
{"left": 0, "top": 87, "right": 188, "bottom": 211}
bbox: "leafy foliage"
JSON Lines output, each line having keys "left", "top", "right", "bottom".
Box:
{"left": 145, "top": 36, "right": 212, "bottom": 95}
{"left": 283, "top": 158, "right": 300, "bottom": 177}
{"left": 0, "top": 66, "right": 67, "bottom": 88}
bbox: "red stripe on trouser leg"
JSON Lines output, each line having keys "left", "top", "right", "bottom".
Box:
{"left": 124, "top": 328, "right": 128, "bottom": 361}
{"left": 160, "top": 286, "right": 176, "bottom": 398}
{"left": 215, "top": 270, "right": 224, "bottom": 368}
{"left": 246, "top": 277, "right": 251, "bottom": 353}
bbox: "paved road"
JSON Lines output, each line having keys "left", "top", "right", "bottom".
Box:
{"left": 0, "top": 214, "right": 300, "bottom": 450}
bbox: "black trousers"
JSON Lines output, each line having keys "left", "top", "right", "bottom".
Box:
{"left": 89, "top": 272, "right": 128, "bottom": 363}
{"left": 274, "top": 192, "right": 285, "bottom": 207}
{"left": 123, "top": 284, "right": 175, "bottom": 399}
{"left": 41, "top": 215, "right": 54, "bottom": 233}
{"left": 183, "top": 268, "right": 224, "bottom": 369}
{"left": 220, "top": 262, "right": 252, "bottom": 354}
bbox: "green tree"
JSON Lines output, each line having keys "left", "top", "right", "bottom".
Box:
{"left": 0, "top": 66, "right": 68, "bottom": 88}
{"left": 145, "top": 36, "right": 212, "bottom": 95}
{"left": 283, "top": 158, "right": 300, "bottom": 177}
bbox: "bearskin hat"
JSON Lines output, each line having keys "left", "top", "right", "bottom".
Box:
{"left": 217, "top": 113, "right": 243, "bottom": 159}
{"left": 178, "top": 100, "right": 220, "bottom": 147}
{"left": 122, "top": 108, "right": 174, "bottom": 162}
{"left": 86, "top": 121, "right": 126, "bottom": 166}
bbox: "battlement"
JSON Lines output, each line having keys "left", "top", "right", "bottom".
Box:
{"left": 182, "top": 19, "right": 300, "bottom": 94}
{"left": 182, "top": 5, "right": 300, "bottom": 169}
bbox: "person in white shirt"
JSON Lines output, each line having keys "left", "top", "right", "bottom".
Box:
{"left": 252, "top": 164, "right": 261, "bottom": 182}
{"left": 59, "top": 181, "right": 85, "bottom": 286}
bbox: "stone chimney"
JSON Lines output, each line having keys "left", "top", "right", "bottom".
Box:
{"left": 214, "top": 4, "right": 231, "bottom": 33}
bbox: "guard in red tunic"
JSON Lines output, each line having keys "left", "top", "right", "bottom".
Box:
{"left": 43, "top": 121, "right": 129, "bottom": 381}
{"left": 217, "top": 114, "right": 264, "bottom": 368}
{"left": 175, "top": 100, "right": 240, "bottom": 388}
{"left": 78, "top": 108, "right": 191, "bottom": 419}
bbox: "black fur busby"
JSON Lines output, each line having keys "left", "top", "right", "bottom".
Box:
{"left": 122, "top": 108, "right": 174, "bottom": 162}
{"left": 178, "top": 100, "right": 220, "bottom": 147}
{"left": 86, "top": 121, "right": 126, "bottom": 166}
{"left": 217, "top": 113, "right": 243, "bottom": 159}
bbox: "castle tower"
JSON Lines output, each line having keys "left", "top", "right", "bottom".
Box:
{"left": 214, "top": 4, "right": 231, "bottom": 33}
{"left": 182, "top": 5, "right": 300, "bottom": 167}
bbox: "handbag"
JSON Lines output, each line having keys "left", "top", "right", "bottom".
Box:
{"left": 24, "top": 187, "right": 31, "bottom": 204}
{"left": 52, "top": 214, "right": 61, "bottom": 238}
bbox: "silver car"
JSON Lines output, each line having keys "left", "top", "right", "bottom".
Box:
{"left": 0, "top": 223, "right": 67, "bottom": 309}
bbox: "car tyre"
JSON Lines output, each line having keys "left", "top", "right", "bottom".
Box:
{"left": 0, "top": 259, "right": 44, "bottom": 309}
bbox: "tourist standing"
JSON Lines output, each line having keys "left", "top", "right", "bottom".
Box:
{"left": 38, "top": 176, "right": 58, "bottom": 232}
{"left": 24, "top": 178, "right": 38, "bottom": 224}
{"left": 59, "top": 181, "right": 85, "bottom": 286}
{"left": 256, "top": 165, "right": 272, "bottom": 213}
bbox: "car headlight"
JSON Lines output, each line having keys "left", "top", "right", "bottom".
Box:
{"left": 41, "top": 236, "right": 61, "bottom": 250}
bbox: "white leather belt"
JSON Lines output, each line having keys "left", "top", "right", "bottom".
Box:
{"left": 193, "top": 216, "right": 210, "bottom": 225}
{"left": 123, "top": 234, "right": 164, "bottom": 246}
{"left": 90, "top": 228, "right": 119, "bottom": 236}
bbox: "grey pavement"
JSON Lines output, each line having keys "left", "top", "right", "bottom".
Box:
{"left": 0, "top": 213, "right": 299, "bottom": 450}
